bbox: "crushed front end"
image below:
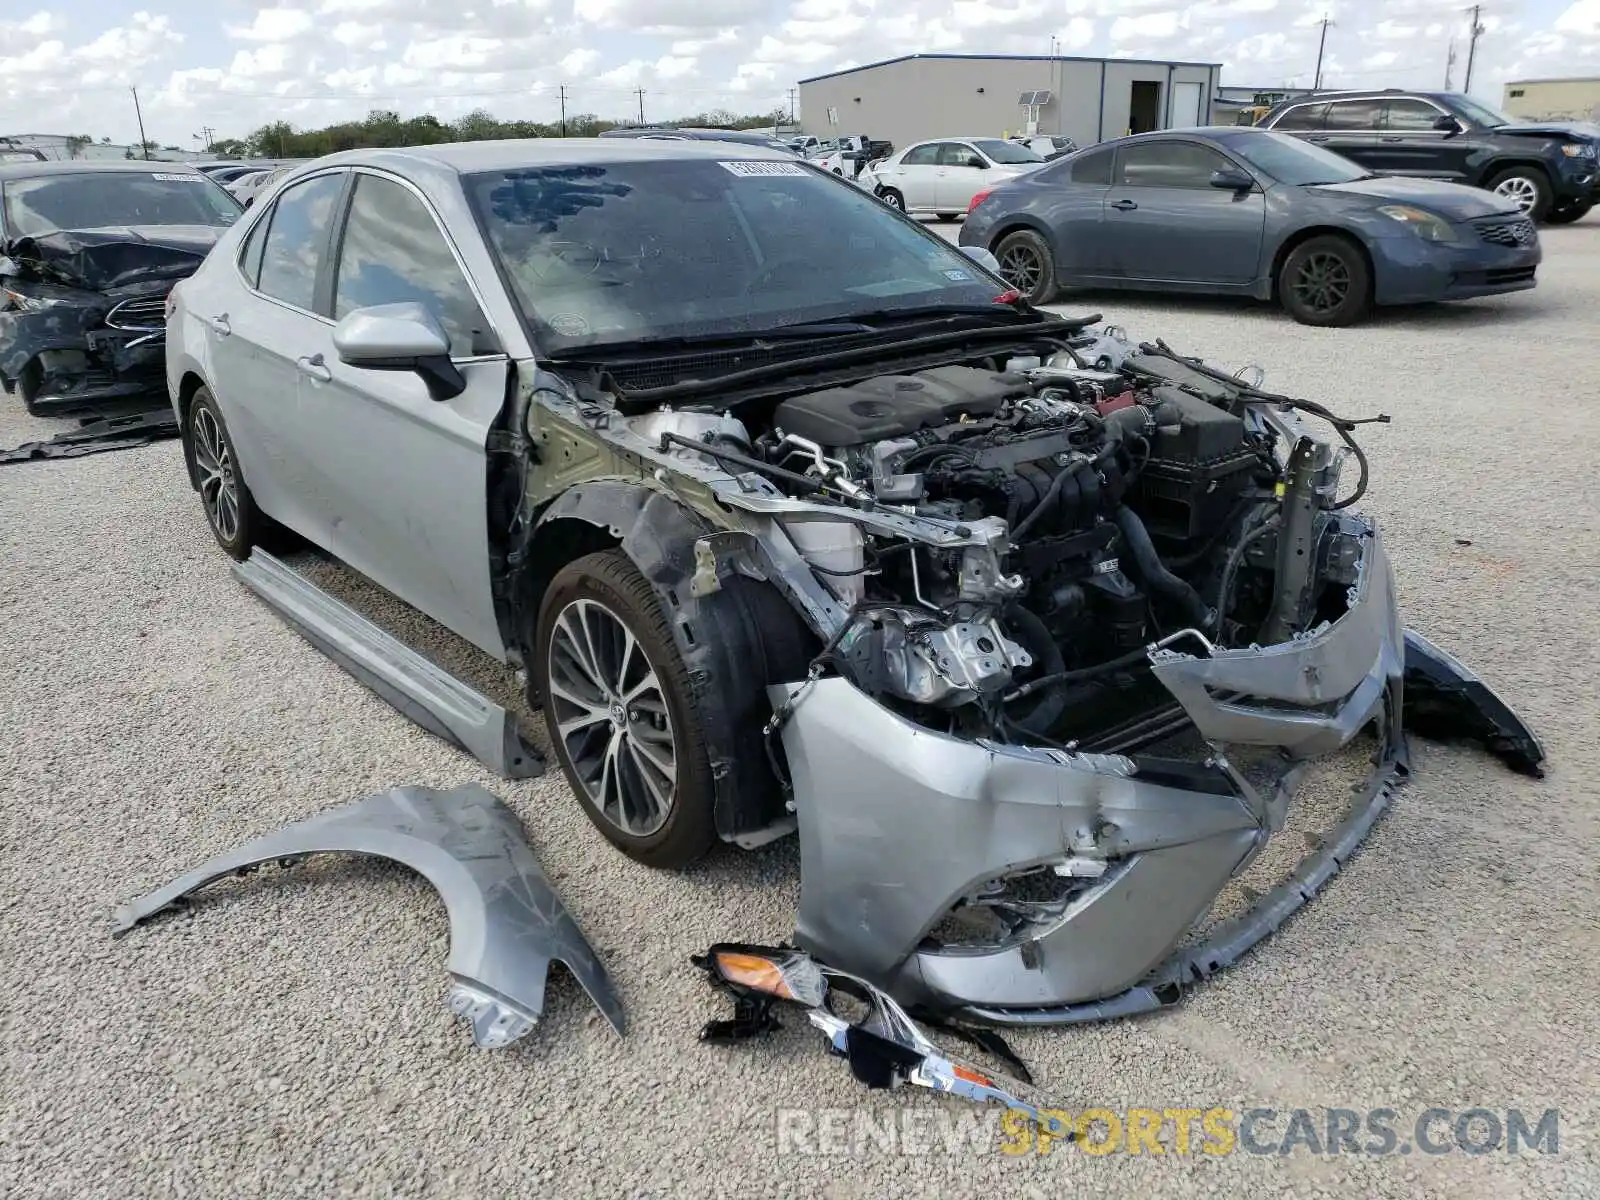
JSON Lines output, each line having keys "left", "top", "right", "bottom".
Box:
{"left": 1, "top": 227, "right": 216, "bottom": 415}
{"left": 550, "top": 315, "right": 1541, "bottom": 1023}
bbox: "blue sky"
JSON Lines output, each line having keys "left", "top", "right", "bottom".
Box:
{"left": 2, "top": 0, "right": 1597, "bottom": 145}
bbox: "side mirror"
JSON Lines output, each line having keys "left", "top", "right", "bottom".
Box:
{"left": 332, "top": 302, "right": 466, "bottom": 401}
{"left": 960, "top": 246, "right": 1002, "bottom": 274}
{"left": 1432, "top": 114, "right": 1464, "bottom": 135}
{"left": 1209, "top": 167, "right": 1255, "bottom": 192}
{"left": 966, "top": 156, "right": 988, "bottom": 169}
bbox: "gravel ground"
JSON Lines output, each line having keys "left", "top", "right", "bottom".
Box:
{"left": 4, "top": 222, "right": 1598, "bottom": 1199}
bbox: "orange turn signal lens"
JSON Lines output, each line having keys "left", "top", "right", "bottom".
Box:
{"left": 714, "top": 951, "right": 797, "bottom": 1000}
{"left": 951, "top": 1064, "right": 993, "bottom": 1087}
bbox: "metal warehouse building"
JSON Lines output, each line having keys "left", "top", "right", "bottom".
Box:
{"left": 1503, "top": 77, "right": 1600, "bottom": 122}
{"left": 798, "top": 53, "right": 1222, "bottom": 150}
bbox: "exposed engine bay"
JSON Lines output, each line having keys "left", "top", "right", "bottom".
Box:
{"left": 633, "top": 330, "right": 1375, "bottom": 752}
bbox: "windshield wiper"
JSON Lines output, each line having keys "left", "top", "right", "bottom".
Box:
{"left": 550, "top": 304, "right": 1035, "bottom": 361}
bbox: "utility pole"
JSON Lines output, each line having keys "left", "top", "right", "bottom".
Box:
{"left": 130, "top": 87, "right": 151, "bottom": 160}
{"left": 200, "top": 125, "right": 215, "bottom": 152}
{"left": 787, "top": 88, "right": 797, "bottom": 124}
{"left": 635, "top": 88, "right": 646, "bottom": 125}
{"left": 1444, "top": 39, "right": 1457, "bottom": 89}
{"left": 1312, "top": 15, "right": 1333, "bottom": 91}
{"left": 1463, "top": 4, "right": 1485, "bottom": 93}
{"left": 559, "top": 84, "right": 567, "bottom": 137}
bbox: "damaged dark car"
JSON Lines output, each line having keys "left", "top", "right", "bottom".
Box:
{"left": 0, "top": 161, "right": 241, "bottom": 417}
{"left": 164, "top": 141, "right": 1542, "bottom": 1028}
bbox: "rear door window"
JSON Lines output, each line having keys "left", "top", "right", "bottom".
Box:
{"left": 901, "top": 144, "right": 940, "bottom": 166}
{"left": 255, "top": 172, "right": 345, "bottom": 312}
{"left": 1324, "top": 100, "right": 1383, "bottom": 131}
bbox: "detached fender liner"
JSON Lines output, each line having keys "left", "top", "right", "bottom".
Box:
{"left": 111, "top": 784, "right": 625, "bottom": 1046}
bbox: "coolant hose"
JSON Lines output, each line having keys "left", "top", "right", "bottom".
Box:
{"left": 1113, "top": 505, "right": 1215, "bottom": 629}
{"left": 1003, "top": 605, "right": 1070, "bottom": 735}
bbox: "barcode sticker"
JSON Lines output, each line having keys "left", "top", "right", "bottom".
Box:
{"left": 150, "top": 173, "right": 207, "bottom": 181}
{"left": 718, "top": 160, "right": 809, "bottom": 177}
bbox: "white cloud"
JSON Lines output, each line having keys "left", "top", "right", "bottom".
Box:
{"left": 1110, "top": 11, "right": 1183, "bottom": 40}
{"left": 1555, "top": 0, "right": 1600, "bottom": 35}
{"left": 227, "top": 8, "right": 316, "bottom": 42}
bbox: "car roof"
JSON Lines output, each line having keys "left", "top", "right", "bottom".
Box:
{"left": 0, "top": 160, "right": 207, "bottom": 181}
{"left": 302, "top": 137, "right": 795, "bottom": 178}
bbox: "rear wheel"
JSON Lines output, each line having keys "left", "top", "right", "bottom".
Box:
{"left": 534, "top": 550, "right": 717, "bottom": 869}
{"left": 1486, "top": 166, "right": 1553, "bottom": 222}
{"left": 878, "top": 188, "right": 905, "bottom": 211}
{"left": 993, "top": 229, "right": 1058, "bottom": 304}
{"left": 1544, "top": 199, "right": 1592, "bottom": 225}
{"left": 1278, "top": 234, "right": 1372, "bottom": 327}
{"left": 188, "top": 387, "right": 268, "bottom": 560}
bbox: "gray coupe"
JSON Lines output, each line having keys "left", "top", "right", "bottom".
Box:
{"left": 959, "top": 127, "right": 1542, "bottom": 326}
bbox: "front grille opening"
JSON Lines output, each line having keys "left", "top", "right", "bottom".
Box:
{"left": 921, "top": 863, "right": 1108, "bottom": 952}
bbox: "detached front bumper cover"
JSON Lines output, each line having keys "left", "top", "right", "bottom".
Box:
{"left": 112, "top": 784, "right": 624, "bottom": 1047}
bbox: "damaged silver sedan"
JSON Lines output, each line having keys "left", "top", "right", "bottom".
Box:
{"left": 164, "top": 139, "right": 1541, "bottom": 1026}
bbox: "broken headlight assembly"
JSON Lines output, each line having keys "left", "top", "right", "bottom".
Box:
{"left": 691, "top": 942, "right": 1070, "bottom": 1138}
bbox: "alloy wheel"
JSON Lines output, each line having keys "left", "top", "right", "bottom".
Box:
{"left": 1290, "top": 251, "right": 1351, "bottom": 316}
{"left": 998, "top": 244, "right": 1043, "bottom": 294}
{"left": 1493, "top": 176, "right": 1538, "bottom": 214}
{"left": 546, "top": 597, "right": 678, "bottom": 838}
{"left": 880, "top": 190, "right": 903, "bottom": 210}
{"left": 192, "top": 406, "right": 240, "bottom": 543}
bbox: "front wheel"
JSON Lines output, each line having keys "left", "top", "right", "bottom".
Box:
{"left": 534, "top": 550, "right": 717, "bottom": 869}
{"left": 992, "top": 228, "right": 1058, "bottom": 304}
{"left": 1277, "top": 234, "right": 1372, "bottom": 327}
{"left": 1486, "top": 166, "right": 1553, "bottom": 221}
{"left": 878, "top": 188, "right": 905, "bottom": 211}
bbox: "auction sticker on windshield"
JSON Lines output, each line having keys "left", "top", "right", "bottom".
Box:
{"left": 151, "top": 173, "right": 208, "bottom": 182}
{"left": 719, "top": 161, "right": 809, "bottom": 177}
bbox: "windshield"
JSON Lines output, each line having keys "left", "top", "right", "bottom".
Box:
{"left": 1450, "top": 94, "right": 1512, "bottom": 128}
{"left": 1227, "top": 131, "right": 1369, "bottom": 185}
{"left": 3, "top": 172, "right": 242, "bottom": 238}
{"left": 467, "top": 159, "right": 1008, "bottom": 351}
{"left": 972, "top": 138, "right": 1044, "bottom": 165}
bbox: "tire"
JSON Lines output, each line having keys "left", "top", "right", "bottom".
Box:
{"left": 1277, "top": 234, "right": 1372, "bottom": 327}
{"left": 534, "top": 550, "right": 717, "bottom": 869}
{"left": 936, "top": 212, "right": 961, "bottom": 222}
{"left": 992, "top": 228, "right": 1058, "bottom": 304}
{"left": 1544, "top": 199, "right": 1592, "bottom": 225}
{"left": 1486, "top": 166, "right": 1552, "bottom": 222}
{"left": 879, "top": 188, "right": 905, "bottom": 211}
{"left": 186, "top": 387, "right": 267, "bottom": 560}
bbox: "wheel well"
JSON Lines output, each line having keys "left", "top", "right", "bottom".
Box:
{"left": 1483, "top": 159, "right": 1550, "bottom": 186}
{"left": 1270, "top": 227, "right": 1374, "bottom": 302}
{"left": 512, "top": 516, "right": 622, "bottom": 656}
{"left": 987, "top": 220, "right": 1051, "bottom": 255}
{"left": 175, "top": 372, "right": 208, "bottom": 488}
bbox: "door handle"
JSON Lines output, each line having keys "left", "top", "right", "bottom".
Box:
{"left": 1381, "top": 135, "right": 1403, "bottom": 142}
{"left": 1111, "top": 199, "right": 1138, "bottom": 211}
{"left": 296, "top": 353, "right": 332, "bottom": 382}
{"left": 207, "top": 313, "right": 231, "bottom": 337}
{"left": 1307, "top": 135, "right": 1330, "bottom": 143}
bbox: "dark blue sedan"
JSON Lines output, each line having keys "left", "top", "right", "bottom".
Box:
{"left": 958, "top": 127, "right": 1541, "bottom": 326}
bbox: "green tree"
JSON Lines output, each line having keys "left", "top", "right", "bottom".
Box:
{"left": 64, "top": 134, "right": 93, "bottom": 158}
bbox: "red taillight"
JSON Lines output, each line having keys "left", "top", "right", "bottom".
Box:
{"left": 992, "top": 289, "right": 1021, "bottom": 305}
{"left": 967, "top": 188, "right": 993, "bottom": 214}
